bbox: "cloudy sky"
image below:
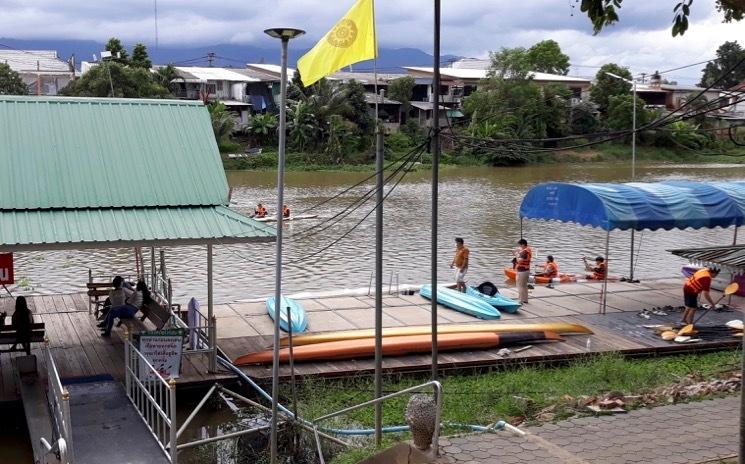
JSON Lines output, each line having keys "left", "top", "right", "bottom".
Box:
{"left": 1, "top": 0, "right": 743, "bottom": 83}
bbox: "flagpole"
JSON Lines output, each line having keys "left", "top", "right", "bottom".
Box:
{"left": 371, "top": 0, "right": 384, "bottom": 447}
{"left": 431, "top": 0, "right": 441, "bottom": 383}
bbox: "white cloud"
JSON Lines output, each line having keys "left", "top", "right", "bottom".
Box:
{"left": 0, "top": 0, "right": 742, "bottom": 83}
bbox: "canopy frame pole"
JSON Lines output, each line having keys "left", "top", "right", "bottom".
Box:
{"left": 601, "top": 230, "right": 610, "bottom": 314}
{"left": 207, "top": 244, "right": 215, "bottom": 372}
{"left": 734, "top": 226, "right": 739, "bottom": 246}
{"left": 431, "top": 0, "right": 441, "bottom": 383}
{"left": 520, "top": 217, "right": 524, "bottom": 240}
{"left": 629, "top": 230, "right": 635, "bottom": 282}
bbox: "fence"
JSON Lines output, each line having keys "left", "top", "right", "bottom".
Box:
{"left": 42, "top": 340, "right": 73, "bottom": 464}
{"left": 124, "top": 335, "right": 178, "bottom": 463}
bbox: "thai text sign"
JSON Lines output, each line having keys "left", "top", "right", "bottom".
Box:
{"left": 139, "top": 329, "right": 183, "bottom": 380}
{"left": 0, "top": 254, "right": 13, "bottom": 285}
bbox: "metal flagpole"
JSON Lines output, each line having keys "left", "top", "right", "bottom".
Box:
{"left": 264, "top": 27, "right": 305, "bottom": 464}
{"left": 372, "top": 0, "right": 384, "bottom": 444}
{"left": 431, "top": 0, "right": 441, "bottom": 381}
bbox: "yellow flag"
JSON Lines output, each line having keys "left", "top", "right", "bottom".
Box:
{"left": 297, "top": 0, "right": 377, "bottom": 87}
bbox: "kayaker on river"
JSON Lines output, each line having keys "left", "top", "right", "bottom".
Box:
{"left": 514, "top": 239, "right": 532, "bottom": 304}
{"left": 254, "top": 203, "right": 268, "bottom": 218}
{"left": 450, "top": 237, "right": 469, "bottom": 292}
{"left": 583, "top": 256, "right": 607, "bottom": 280}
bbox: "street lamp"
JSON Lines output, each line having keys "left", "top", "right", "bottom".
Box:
{"left": 264, "top": 26, "right": 305, "bottom": 464}
{"left": 604, "top": 71, "right": 638, "bottom": 282}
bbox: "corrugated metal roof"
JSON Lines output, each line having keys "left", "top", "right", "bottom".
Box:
{"left": 0, "top": 206, "right": 274, "bottom": 250}
{"left": 0, "top": 50, "right": 71, "bottom": 73}
{"left": 669, "top": 245, "right": 745, "bottom": 271}
{"left": 0, "top": 96, "right": 228, "bottom": 210}
{"left": 173, "top": 66, "right": 260, "bottom": 82}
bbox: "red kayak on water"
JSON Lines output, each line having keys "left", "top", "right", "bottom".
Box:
{"left": 503, "top": 267, "right": 577, "bottom": 284}
{"left": 234, "top": 331, "right": 563, "bottom": 365}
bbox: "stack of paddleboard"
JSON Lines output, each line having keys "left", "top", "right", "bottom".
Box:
{"left": 647, "top": 320, "right": 743, "bottom": 344}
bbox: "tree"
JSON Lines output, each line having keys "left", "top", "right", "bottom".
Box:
{"left": 343, "top": 80, "right": 374, "bottom": 140}
{"left": 246, "top": 113, "right": 277, "bottom": 146}
{"left": 570, "top": 102, "right": 601, "bottom": 134}
{"left": 105, "top": 37, "right": 129, "bottom": 64}
{"left": 590, "top": 63, "right": 632, "bottom": 113}
{"left": 605, "top": 94, "right": 649, "bottom": 131}
{"left": 154, "top": 65, "right": 179, "bottom": 93}
{"left": 580, "top": 0, "right": 745, "bottom": 36}
{"left": 699, "top": 41, "right": 745, "bottom": 89}
{"left": 60, "top": 61, "right": 170, "bottom": 98}
{"left": 387, "top": 76, "right": 416, "bottom": 111}
{"left": 489, "top": 47, "right": 531, "bottom": 80}
{"left": 207, "top": 102, "right": 236, "bottom": 146}
{"left": 526, "top": 40, "right": 570, "bottom": 75}
{"left": 130, "top": 43, "right": 152, "bottom": 69}
{"left": 0, "top": 63, "right": 28, "bottom": 95}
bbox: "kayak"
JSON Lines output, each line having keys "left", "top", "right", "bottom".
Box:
{"left": 266, "top": 296, "right": 308, "bottom": 333}
{"left": 254, "top": 214, "right": 318, "bottom": 223}
{"left": 419, "top": 284, "right": 500, "bottom": 319}
{"left": 236, "top": 331, "right": 562, "bottom": 365}
{"left": 465, "top": 286, "right": 521, "bottom": 313}
{"left": 280, "top": 322, "right": 593, "bottom": 347}
{"left": 503, "top": 267, "right": 577, "bottom": 284}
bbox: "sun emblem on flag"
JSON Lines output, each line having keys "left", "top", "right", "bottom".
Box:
{"left": 326, "top": 19, "right": 358, "bottom": 48}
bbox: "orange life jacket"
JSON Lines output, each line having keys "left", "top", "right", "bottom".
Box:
{"left": 592, "top": 262, "right": 607, "bottom": 280}
{"left": 516, "top": 247, "right": 532, "bottom": 271}
{"left": 684, "top": 269, "right": 712, "bottom": 294}
{"left": 544, "top": 262, "right": 558, "bottom": 277}
{"left": 255, "top": 206, "right": 267, "bottom": 218}
{"left": 283, "top": 206, "right": 290, "bottom": 218}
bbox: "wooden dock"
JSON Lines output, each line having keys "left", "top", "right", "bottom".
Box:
{"left": 0, "top": 278, "right": 742, "bottom": 402}
{"left": 216, "top": 278, "right": 744, "bottom": 380}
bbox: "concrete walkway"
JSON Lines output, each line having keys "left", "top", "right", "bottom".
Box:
{"left": 440, "top": 395, "right": 739, "bottom": 464}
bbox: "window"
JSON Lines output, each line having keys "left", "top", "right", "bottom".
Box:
{"left": 216, "top": 81, "right": 224, "bottom": 91}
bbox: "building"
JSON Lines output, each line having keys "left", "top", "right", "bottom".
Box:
{"left": 171, "top": 66, "right": 279, "bottom": 125}
{"left": 0, "top": 50, "right": 74, "bottom": 95}
{"left": 636, "top": 81, "right": 721, "bottom": 110}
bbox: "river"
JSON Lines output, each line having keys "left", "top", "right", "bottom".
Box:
{"left": 9, "top": 162, "right": 745, "bottom": 304}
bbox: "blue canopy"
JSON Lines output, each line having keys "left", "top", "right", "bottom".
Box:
{"left": 519, "top": 181, "right": 745, "bottom": 231}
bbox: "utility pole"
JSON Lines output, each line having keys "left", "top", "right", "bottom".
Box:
{"left": 36, "top": 61, "right": 41, "bottom": 96}
{"left": 207, "top": 52, "right": 216, "bottom": 67}
{"left": 431, "top": 0, "right": 441, "bottom": 382}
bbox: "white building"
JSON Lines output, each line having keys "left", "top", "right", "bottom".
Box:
{"left": 0, "top": 50, "right": 74, "bottom": 95}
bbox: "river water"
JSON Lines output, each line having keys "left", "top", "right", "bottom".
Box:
{"left": 9, "top": 163, "right": 745, "bottom": 304}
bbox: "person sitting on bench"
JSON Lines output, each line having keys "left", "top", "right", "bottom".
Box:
{"left": 11, "top": 296, "right": 34, "bottom": 355}
{"left": 99, "top": 281, "right": 151, "bottom": 337}
{"left": 99, "top": 276, "right": 133, "bottom": 321}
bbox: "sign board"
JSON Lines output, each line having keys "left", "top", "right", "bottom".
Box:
{"left": 0, "top": 254, "right": 13, "bottom": 285}
{"left": 138, "top": 329, "right": 184, "bottom": 381}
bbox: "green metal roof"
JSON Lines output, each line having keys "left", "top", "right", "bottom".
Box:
{"left": 0, "top": 96, "right": 228, "bottom": 210}
{"left": 0, "top": 206, "right": 274, "bottom": 251}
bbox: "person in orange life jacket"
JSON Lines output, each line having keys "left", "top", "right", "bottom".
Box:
{"left": 254, "top": 203, "right": 268, "bottom": 218}
{"left": 282, "top": 205, "right": 290, "bottom": 218}
{"left": 450, "top": 237, "right": 470, "bottom": 292}
{"left": 536, "top": 255, "right": 558, "bottom": 278}
{"left": 514, "top": 239, "right": 532, "bottom": 303}
{"left": 583, "top": 256, "right": 606, "bottom": 280}
{"left": 682, "top": 266, "right": 720, "bottom": 325}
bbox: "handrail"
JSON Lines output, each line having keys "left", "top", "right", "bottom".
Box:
{"left": 40, "top": 436, "right": 68, "bottom": 464}
{"left": 43, "top": 340, "right": 74, "bottom": 464}
{"left": 311, "top": 381, "right": 442, "bottom": 464}
{"left": 124, "top": 334, "right": 178, "bottom": 463}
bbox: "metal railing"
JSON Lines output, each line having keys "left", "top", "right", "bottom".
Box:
{"left": 42, "top": 340, "right": 73, "bottom": 464}
{"left": 311, "top": 381, "right": 442, "bottom": 464}
{"left": 368, "top": 270, "right": 400, "bottom": 296}
{"left": 124, "top": 335, "right": 178, "bottom": 463}
{"left": 171, "top": 302, "right": 216, "bottom": 357}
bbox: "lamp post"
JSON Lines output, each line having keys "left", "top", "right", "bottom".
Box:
{"left": 264, "top": 26, "right": 305, "bottom": 464}
{"left": 604, "top": 71, "right": 638, "bottom": 282}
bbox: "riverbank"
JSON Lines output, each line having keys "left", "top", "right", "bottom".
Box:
{"left": 221, "top": 142, "right": 745, "bottom": 171}
{"left": 295, "top": 350, "right": 740, "bottom": 464}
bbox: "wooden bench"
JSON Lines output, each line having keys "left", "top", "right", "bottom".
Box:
{"left": 0, "top": 323, "right": 46, "bottom": 355}
{"left": 117, "top": 300, "right": 172, "bottom": 334}
{"left": 87, "top": 282, "right": 114, "bottom": 317}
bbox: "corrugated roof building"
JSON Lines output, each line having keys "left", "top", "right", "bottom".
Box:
{"left": 0, "top": 50, "right": 74, "bottom": 95}
{"left": 0, "top": 95, "right": 274, "bottom": 251}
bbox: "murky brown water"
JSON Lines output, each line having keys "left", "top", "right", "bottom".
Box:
{"left": 9, "top": 162, "right": 745, "bottom": 304}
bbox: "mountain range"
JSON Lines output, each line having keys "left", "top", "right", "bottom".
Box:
{"left": 0, "top": 38, "right": 461, "bottom": 73}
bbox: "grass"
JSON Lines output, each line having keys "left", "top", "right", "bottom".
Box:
{"left": 286, "top": 351, "right": 741, "bottom": 463}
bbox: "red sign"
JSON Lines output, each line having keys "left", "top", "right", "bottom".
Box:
{"left": 0, "top": 254, "right": 14, "bottom": 285}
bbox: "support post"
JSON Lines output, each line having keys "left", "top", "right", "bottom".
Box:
{"left": 601, "top": 230, "right": 610, "bottom": 314}
{"left": 207, "top": 245, "right": 215, "bottom": 372}
{"left": 734, "top": 226, "right": 739, "bottom": 246}
{"left": 629, "top": 229, "right": 635, "bottom": 281}
{"left": 431, "top": 0, "right": 441, "bottom": 384}
{"left": 631, "top": 80, "right": 637, "bottom": 179}
{"left": 374, "top": 124, "right": 384, "bottom": 445}
{"left": 169, "top": 378, "right": 178, "bottom": 464}
{"left": 150, "top": 247, "right": 156, "bottom": 289}
{"left": 520, "top": 217, "right": 524, "bottom": 240}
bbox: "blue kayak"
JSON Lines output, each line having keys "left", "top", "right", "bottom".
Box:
{"left": 266, "top": 296, "right": 308, "bottom": 333}
{"left": 419, "top": 285, "right": 501, "bottom": 320}
{"left": 465, "top": 286, "right": 521, "bottom": 314}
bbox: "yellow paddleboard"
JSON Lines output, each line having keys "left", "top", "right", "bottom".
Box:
{"left": 279, "top": 322, "right": 592, "bottom": 347}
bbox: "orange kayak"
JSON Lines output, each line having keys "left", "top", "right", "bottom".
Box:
{"left": 503, "top": 267, "right": 577, "bottom": 284}
{"left": 236, "top": 331, "right": 562, "bottom": 365}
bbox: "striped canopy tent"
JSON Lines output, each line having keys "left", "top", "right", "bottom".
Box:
{"left": 519, "top": 181, "right": 745, "bottom": 313}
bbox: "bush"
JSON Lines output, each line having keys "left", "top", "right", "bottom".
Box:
{"left": 385, "top": 132, "right": 414, "bottom": 153}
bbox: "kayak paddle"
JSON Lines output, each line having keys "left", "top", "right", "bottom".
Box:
{"left": 678, "top": 282, "right": 739, "bottom": 336}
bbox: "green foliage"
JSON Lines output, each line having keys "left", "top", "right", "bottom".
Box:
{"left": 130, "top": 43, "right": 152, "bottom": 69}
{"left": 105, "top": 37, "right": 129, "bottom": 64}
{"left": 580, "top": 0, "right": 745, "bottom": 36}
{"left": 384, "top": 131, "right": 414, "bottom": 153}
{"left": 246, "top": 113, "right": 278, "bottom": 145}
{"left": 207, "top": 102, "right": 237, "bottom": 149}
{"left": 387, "top": 76, "right": 416, "bottom": 111}
{"left": 489, "top": 47, "right": 531, "bottom": 80}
{"left": 401, "top": 119, "right": 426, "bottom": 143}
{"left": 153, "top": 65, "right": 179, "bottom": 93}
{"left": 60, "top": 62, "right": 170, "bottom": 98}
{"left": 590, "top": 63, "right": 632, "bottom": 113}
{"left": 0, "top": 62, "right": 28, "bottom": 95}
{"left": 570, "top": 102, "right": 601, "bottom": 134}
{"left": 526, "top": 39, "right": 570, "bottom": 75}
{"left": 662, "top": 121, "right": 712, "bottom": 149}
{"left": 699, "top": 41, "right": 745, "bottom": 89}
{"left": 605, "top": 94, "right": 650, "bottom": 131}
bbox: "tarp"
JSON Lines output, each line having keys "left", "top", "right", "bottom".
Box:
{"left": 519, "top": 181, "right": 745, "bottom": 231}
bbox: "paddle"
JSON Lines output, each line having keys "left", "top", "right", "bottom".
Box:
{"left": 678, "top": 282, "right": 739, "bottom": 336}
